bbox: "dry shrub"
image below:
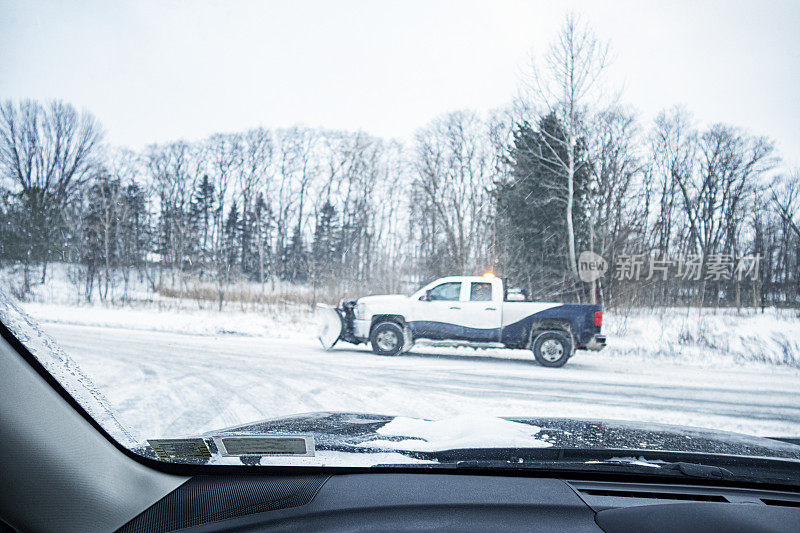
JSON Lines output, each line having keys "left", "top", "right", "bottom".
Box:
{"left": 156, "top": 283, "right": 318, "bottom": 307}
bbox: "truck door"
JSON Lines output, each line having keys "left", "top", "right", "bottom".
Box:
{"left": 411, "top": 281, "right": 465, "bottom": 340}
{"left": 458, "top": 280, "right": 502, "bottom": 342}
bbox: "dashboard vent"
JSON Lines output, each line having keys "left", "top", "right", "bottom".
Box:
{"left": 761, "top": 498, "right": 800, "bottom": 508}
{"left": 571, "top": 481, "right": 800, "bottom": 512}
{"left": 580, "top": 488, "right": 728, "bottom": 503}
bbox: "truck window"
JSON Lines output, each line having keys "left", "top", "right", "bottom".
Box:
{"left": 427, "top": 282, "right": 461, "bottom": 301}
{"left": 470, "top": 282, "right": 493, "bottom": 301}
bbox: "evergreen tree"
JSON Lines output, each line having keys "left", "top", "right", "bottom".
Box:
{"left": 223, "top": 201, "right": 241, "bottom": 276}
{"left": 284, "top": 225, "right": 308, "bottom": 283}
{"left": 250, "top": 193, "right": 273, "bottom": 283}
{"left": 240, "top": 204, "right": 254, "bottom": 277}
{"left": 0, "top": 187, "right": 65, "bottom": 291}
{"left": 312, "top": 200, "right": 340, "bottom": 284}
{"left": 189, "top": 175, "right": 215, "bottom": 275}
{"left": 190, "top": 175, "right": 215, "bottom": 249}
{"left": 118, "top": 181, "right": 150, "bottom": 294}
{"left": 155, "top": 193, "right": 182, "bottom": 271}
{"left": 494, "top": 113, "right": 590, "bottom": 299}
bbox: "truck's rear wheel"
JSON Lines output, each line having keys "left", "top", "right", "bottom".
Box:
{"left": 532, "top": 330, "right": 572, "bottom": 367}
{"left": 370, "top": 322, "right": 405, "bottom": 356}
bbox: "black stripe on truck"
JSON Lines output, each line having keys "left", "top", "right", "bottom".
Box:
{"left": 407, "top": 304, "right": 602, "bottom": 346}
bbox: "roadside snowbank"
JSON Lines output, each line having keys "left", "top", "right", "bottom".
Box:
{"left": 21, "top": 301, "right": 311, "bottom": 339}
{"left": 606, "top": 307, "right": 800, "bottom": 368}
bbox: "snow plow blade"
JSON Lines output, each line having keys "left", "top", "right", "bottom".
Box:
{"left": 316, "top": 304, "right": 344, "bottom": 350}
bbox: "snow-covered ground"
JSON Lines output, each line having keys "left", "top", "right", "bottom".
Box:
{"left": 18, "top": 302, "right": 800, "bottom": 445}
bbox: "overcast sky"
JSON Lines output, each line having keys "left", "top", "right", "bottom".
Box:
{"left": 2, "top": 0, "right": 798, "bottom": 168}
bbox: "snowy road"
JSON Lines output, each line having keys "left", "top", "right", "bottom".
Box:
{"left": 42, "top": 322, "right": 800, "bottom": 442}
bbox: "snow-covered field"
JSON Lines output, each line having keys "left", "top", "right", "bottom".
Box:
{"left": 15, "top": 301, "right": 800, "bottom": 444}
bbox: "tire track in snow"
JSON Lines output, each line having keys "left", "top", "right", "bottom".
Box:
{"left": 43, "top": 323, "right": 800, "bottom": 439}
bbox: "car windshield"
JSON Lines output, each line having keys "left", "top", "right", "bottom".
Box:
{"left": 1, "top": 1, "right": 799, "bottom": 479}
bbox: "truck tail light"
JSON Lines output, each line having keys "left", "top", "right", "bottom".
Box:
{"left": 594, "top": 310, "right": 603, "bottom": 327}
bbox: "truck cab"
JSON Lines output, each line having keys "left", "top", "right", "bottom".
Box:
{"left": 406, "top": 276, "right": 504, "bottom": 342}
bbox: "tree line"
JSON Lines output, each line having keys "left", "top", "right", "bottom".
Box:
{"left": 1, "top": 15, "right": 798, "bottom": 309}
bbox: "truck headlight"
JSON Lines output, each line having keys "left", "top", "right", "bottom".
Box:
{"left": 355, "top": 303, "right": 365, "bottom": 320}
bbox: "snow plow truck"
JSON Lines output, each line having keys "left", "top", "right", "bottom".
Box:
{"left": 318, "top": 275, "right": 605, "bottom": 367}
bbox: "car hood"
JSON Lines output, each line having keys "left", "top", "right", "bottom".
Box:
{"left": 203, "top": 412, "right": 800, "bottom": 461}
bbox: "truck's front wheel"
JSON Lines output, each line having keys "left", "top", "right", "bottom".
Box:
{"left": 370, "top": 322, "right": 405, "bottom": 356}
{"left": 532, "top": 330, "right": 573, "bottom": 367}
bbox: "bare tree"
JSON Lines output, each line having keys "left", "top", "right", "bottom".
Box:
{"left": 146, "top": 141, "right": 204, "bottom": 296}
{"left": 518, "top": 13, "right": 609, "bottom": 280}
{"left": 648, "top": 108, "right": 695, "bottom": 261}
{"left": 207, "top": 133, "right": 242, "bottom": 309}
{"left": 0, "top": 100, "right": 104, "bottom": 200}
{"left": 271, "top": 126, "right": 319, "bottom": 282}
{"left": 237, "top": 127, "right": 273, "bottom": 279}
{"left": 588, "top": 106, "right": 647, "bottom": 303}
{"left": 675, "top": 125, "right": 774, "bottom": 259}
{"left": 413, "top": 110, "right": 495, "bottom": 275}
{"left": 770, "top": 170, "right": 800, "bottom": 240}
{"left": 765, "top": 171, "right": 800, "bottom": 305}
{"left": 0, "top": 99, "right": 104, "bottom": 289}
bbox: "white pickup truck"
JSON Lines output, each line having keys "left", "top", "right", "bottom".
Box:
{"left": 318, "top": 275, "right": 605, "bottom": 367}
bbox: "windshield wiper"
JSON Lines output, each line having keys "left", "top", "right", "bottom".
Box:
{"left": 373, "top": 447, "right": 800, "bottom": 485}
{"left": 660, "top": 461, "right": 735, "bottom": 479}
{"left": 450, "top": 459, "right": 735, "bottom": 480}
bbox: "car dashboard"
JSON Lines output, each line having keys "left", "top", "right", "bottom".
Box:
{"left": 117, "top": 472, "right": 800, "bottom": 532}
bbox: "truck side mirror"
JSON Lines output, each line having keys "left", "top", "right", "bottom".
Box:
{"left": 420, "top": 290, "right": 432, "bottom": 301}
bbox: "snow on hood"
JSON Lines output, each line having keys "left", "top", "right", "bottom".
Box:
{"left": 357, "top": 294, "right": 409, "bottom": 304}
{"left": 130, "top": 412, "right": 800, "bottom": 469}
{"left": 203, "top": 412, "right": 800, "bottom": 460}
{"left": 358, "top": 414, "right": 552, "bottom": 451}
